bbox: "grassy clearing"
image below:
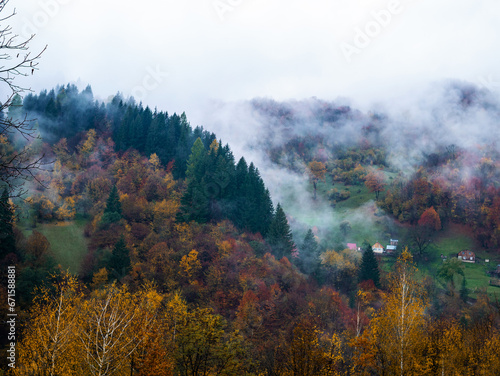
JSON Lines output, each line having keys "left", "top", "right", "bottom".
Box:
{"left": 421, "top": 224, "right": 500, "bottom": 299}
{"left": 285, "top": 176, "right": 499, "bottom": 299}
{"left": 286, "top": 178, "right": 395, "bottom": 249}
{"left": 24, "top": 219, "right": 88, "bottom": 275}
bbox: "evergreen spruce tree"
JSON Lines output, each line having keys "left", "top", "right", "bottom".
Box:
{"left": 258, "top": 187, "right": 274, "bottom": 237}
{"left": 185, "top": 138, "right": 207, "bottom": 183}
{"left": 297, "top": 229, "right": 319, "bottom": 273}
{"left": 177, "top": 179, "right": 209, "bottom": 223}
{"left": 0, "top": 188, "right": 16, "bottom": 259}
{"left": 108, "top": 236, "right": 130, "bottom": 279}
{"left": 100, "top": 185, "right": 122, "bottom": 226}
{"left": 302, "top": 229, "right": 318, "bottom": 254}
{"left": 231, "top": 157, "right": 249, "bottom": 229}
{"left": 267, "top": 203, "right": 295, "bottom": 259}
{"left": 358, "top": 243, "right": 380, "bottom": 287}
{"left": 146, "top": 112, "right": 168, "bottom": 161}
{"left": 243, "top": 164, "right": 274, "bottom": 236}
{"left": 178, "top": 139, "right": 210, "bottom": 223}
{"left": 105, "top": 185, "right": 121, "bottom": 215}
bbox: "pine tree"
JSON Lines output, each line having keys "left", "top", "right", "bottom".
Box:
{"left": 146, "top": 112, "right": 168, "bottom": 160}
{"left": 101, "top": 185, "right": 122, "bottom": 226}
{"left": 108, "top": 236, "right": 130, "bottom": 279}
{"left": 358, "top": 243, "right": 380, "bottom": 287}
{"left": 178, "top": 139, "right": 210, "bottom": 223}
{"left": 185, "top": 138, "right": 207, "bottom": 183}
{"left": 298, "top": 229, "right": 319, "bottom": 273}
{"left": 267, "top": 203, "right": 295, "bottom": 259}
{"left": 105, "top": 185, "right": 121, "bottom": 215}
{"left": 177, "top": 179, "right": 209, "bottom": 224}
{"left": 243, "top": 164, "right": 274, "bottom": 236}
{"left": 0, "top": 188, "right": 16, "bottom": 259}
{"left": 231, "top": 157, "right": 249, "bottom": 229}
{"left": 302, "top": 229, "right": 318, "bottom": 256}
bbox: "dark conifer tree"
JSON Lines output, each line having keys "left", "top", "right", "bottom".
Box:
{"left": 246, "top": 165, "right": 273, "bottom": 236}
{"left": 358, "top": 243, "right": 380, "bottom": 287}
{"left": 105, "top": 185, "right": 121, "bottom": 215}
{"left": 298, "top": 229, "right": 320, "bottom": 273}
{"left": 185, "top": 138, "right": 207, "bottom": 183}
{"left": 108, "top": 236, "right": 130, "bottom": 279}
{"left": 146, "top": 112, "right": 167, "bottom": 160}
{"left": 0, "top": 188, "right": 16, "bottom": 259}
{"left": 178, "top": 139, "right": 210, "bottom": 223}
{"left": 101, "top": 185, "right": 122, "bottom": 226}
{"left": 177, "top": 180, "right": 209, "bottom": 223}
{"left": 267, "top": 203, "right": 295, "bottom": 259}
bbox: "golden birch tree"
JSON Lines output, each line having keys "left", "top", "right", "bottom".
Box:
{"left": 371, "top": 249, "right": 427, "bottom": 375}
{"left": 15, "top": 272, "right": 83, "bottom": 376}
{"left": 77, "top": 283, "right": 161, "bottom": 376}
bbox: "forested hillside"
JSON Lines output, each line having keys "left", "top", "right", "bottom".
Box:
{"left": 1, "top": 84, "right": 500, "bottom": 375}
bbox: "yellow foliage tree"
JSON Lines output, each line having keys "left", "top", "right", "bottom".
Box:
{"left": 79, "top": 129, "right": 97, "bottom": 156}
{"left": 77, "top": 283, "right": 162, "bottom": 376}
{"left": 149, "top": 153, "right": 161, "bottom": 171}
{"left": 15, "top": 272, "right": 83, "bottom": 376}
{"left": 55, "top": 196, "right": 76, "bottom": 221}
{"left": 179, "top": 249, "right": 201, "bottom": 284}
{"left": 280, "top": 319, "right": 344, "bottom": 376}
{"left": 370, "top": 249, "right": 427, "bottom": 376}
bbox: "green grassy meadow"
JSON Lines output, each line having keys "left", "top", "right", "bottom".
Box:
{"left": 23, "top": 219, "right": 88, "bottom": 274}
{"left": 285, "top": 170, "right": 500, "bottom": 299}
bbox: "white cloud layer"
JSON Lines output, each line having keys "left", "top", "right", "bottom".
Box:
{"left": 7, "top": 0, "right": 500, "bottom": 115}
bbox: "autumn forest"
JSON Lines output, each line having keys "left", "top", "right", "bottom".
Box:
{"left": 0, "top": 80, "right": 499, "bottom": 376}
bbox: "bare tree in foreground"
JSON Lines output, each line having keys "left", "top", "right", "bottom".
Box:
{"left": 0, "top": 0, "right": 46, "bottom": 196}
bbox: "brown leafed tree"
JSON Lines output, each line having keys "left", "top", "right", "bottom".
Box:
{"left": 364, "top": 170, "right": 386, "bottom": 201}
{"left": 418, "top": 206, "right": 441, "bottom": 231}
{"left": 308, "top": 161, "right": 326, "bottom": 200}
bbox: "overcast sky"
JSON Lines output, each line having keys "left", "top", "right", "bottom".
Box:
{"left": 8, "top": 0, "right": 500, "bottom": 119}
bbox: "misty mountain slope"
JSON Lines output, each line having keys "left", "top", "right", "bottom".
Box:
{"left": 14, "top": 81, "right": 500, "bottom": 254}
{"left": 198, "top": 81, "right": 500, "bottom": 250}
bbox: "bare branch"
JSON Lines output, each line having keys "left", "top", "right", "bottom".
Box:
{"left": 0, "top": 0, "right": 46, "bottom": 198}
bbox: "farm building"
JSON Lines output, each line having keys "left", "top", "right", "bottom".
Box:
{"left": 372, "top": 242, "right": 384, "bottom": 254}
{"left": 347, "top": 243, "right": 358, "bottom": 251}
{"left": 386, "top": 239, "right": 398, "bottom": 253}
{"left": 457, "top": 250, "right": 476, "bottom": 263}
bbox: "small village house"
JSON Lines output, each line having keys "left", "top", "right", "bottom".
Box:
{"left": 386, "top": 245, "right": 397, "bottom": 253}
{"left": 372, "top": 242, "right": 384, "bottom": 254}
{"left": 385, "top": 239, "right": 397, "bottom": 253}
{"left": 457, "top": 250, "right": 476, "bottom": 263}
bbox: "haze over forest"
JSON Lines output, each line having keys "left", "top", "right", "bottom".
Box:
{"left": 1, "top": 0, "right": 500, "bottom": 375}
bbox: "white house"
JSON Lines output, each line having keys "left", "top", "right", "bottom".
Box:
{"left": 373, "top": 242, "right": 384, "bottom": 254}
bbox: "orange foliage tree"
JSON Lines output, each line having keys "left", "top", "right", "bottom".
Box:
{"left": 364, "top": 170, "right": 385, "bottom": 201}
{"left": 418, "top": 206, "right": 441, "bottom": 231}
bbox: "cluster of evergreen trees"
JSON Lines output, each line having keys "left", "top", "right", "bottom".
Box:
{"left": 22, "top": 84, "right": 216, "bottom": 179}
{"left": 177, "top": 138, "right": 295, "bottom": 256}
